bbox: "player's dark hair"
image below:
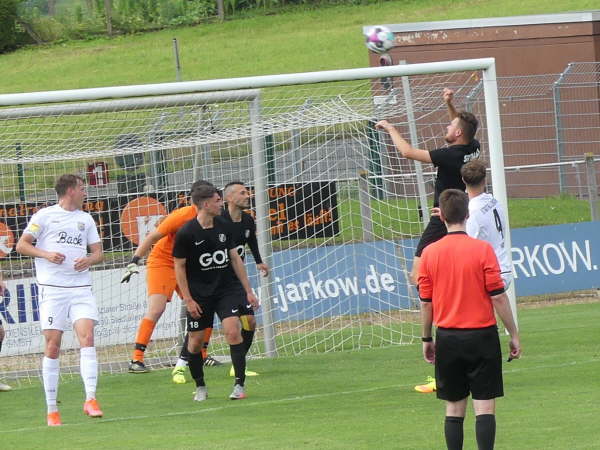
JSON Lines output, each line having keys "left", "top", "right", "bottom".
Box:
{"left": 55, "top": 174, "right": 85, "bottom": 197}
{"left": 461, "top": 160, "right": 487, "bottom": 187}
{"left": 457, "top": 111, "right": 478, "bottom": 142}
{"left": 189, "top": 179, "right": 213, "bottom": 195}
{"left": 439, "top": 189, "right": 469, "bottom": 225}
{"left": 224, "top": 181, "right": 245, "bottom": 191}
{"left": 224, "top": 181, "right": 245, "bottom": 197}
{"left": 191, "top": 184, "right": 220, "bottom": 207}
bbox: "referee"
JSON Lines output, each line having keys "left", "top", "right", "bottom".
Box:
{"left": 418, "top": 189, "right": 521, "bottom": 450}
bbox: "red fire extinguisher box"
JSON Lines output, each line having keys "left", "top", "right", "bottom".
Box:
{"left": 87, "top": 162, "right": 109, "bottom": 186}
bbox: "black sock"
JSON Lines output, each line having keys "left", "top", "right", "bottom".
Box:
{"left": 241, "top": 329, "right": 255, "bottom": 355}
{"left": 444, "top": 416, "right": 464, "bottom": 450}
{"left": 187, "top": 352, "right": 205, "bottom": 387}
{"left": 229, "top": 343, "right": 246, "bottom": 386}
{"left": 0, "top": 339, "right": 3, "bottom": 353}
{"left": 179, "top": 334, "right": 190, "bottom": 362}
{"left": 475, "top": 414, "right": 496, "bottom": 450}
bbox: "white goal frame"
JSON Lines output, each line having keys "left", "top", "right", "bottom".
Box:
{"left": 0, "top": 58, "right": 518, "bottom": 362}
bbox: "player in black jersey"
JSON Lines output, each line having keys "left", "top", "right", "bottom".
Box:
{"left": 376, "top": 88, "right": 480, "bottom": 287}
{"left": 172, "top": 181, "right": 270, "bottom": 383}
{"left": 173, "top": 184, "right": 259, "bottom": 401}
{"left": 377, "top": 88, "right": 480, "bottom": 395}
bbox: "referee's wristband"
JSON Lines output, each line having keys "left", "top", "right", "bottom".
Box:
{"left": 421, "top": 337, "right": 433, "bottom": 342}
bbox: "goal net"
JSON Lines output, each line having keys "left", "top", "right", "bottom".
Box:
{"left": 0, "top": 60, "right": 506, "bottom": 383}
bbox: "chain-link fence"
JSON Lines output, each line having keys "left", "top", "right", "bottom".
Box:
{"left": 468, "top": 62, "right": 600, "bottom": 205}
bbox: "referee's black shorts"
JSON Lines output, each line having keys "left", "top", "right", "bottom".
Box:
{"left": 435, "top": 325, "right": 504, "bottom": 402}
{"left": 415, "top": 215, "right": 447, "bottom": 257}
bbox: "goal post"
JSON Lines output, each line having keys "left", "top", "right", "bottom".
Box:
{"left": 0, "top": 58, "right": 516, "bottom": 383}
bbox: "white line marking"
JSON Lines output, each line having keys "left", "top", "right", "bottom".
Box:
{"left": 2, "top": 357, "right": 598, "bottom": 434}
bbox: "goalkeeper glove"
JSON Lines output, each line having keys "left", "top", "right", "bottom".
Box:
{"left": 121, "top": 256, "right": 140, "bottom": 283}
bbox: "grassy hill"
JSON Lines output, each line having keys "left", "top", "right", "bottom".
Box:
{"left": 1, "top": 0, "right": 597, "bottom": 94}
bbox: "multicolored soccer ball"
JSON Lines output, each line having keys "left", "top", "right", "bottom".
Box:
{"left": 365, "top": 26, "right": 395, "bottom": 54}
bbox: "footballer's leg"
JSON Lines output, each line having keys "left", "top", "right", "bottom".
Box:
{"left": 0, "top": 324, "right": 11, "bottom": 391}
{"left": 130, "top": 293, "right": 168, "bottom": 373}
{"left": 221, "top": 316, "right": 247, "bottom": 399}
{"left": 186, "top": 304, "right": 213, "bottom": 402}
{"left": 229, "top": 312, "right": 259, "bottom": 377}
{"left": 172, "top": 332, "right": 190, "bottom": 384}
{"left": 40, "top": 288, "right": 69, "bottom": 426}
{"left": 131, "top": 267, "right": 176, "bottom": 372}
{"left": 71, "top": 289, "right": 103, "bottom": 418}
{"left": 43, "top": 329, "right": 63, "bottom": 426}
{"left": 201, "top": 328, "right": 223, "bottom": 367}
{"left": 74, "top": 318, "right": 102, "bottom": 418}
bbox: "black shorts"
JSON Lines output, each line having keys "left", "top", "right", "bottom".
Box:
{"left": 214, "top": 286, "right": 253, "bottom": 321}
{"left": 435, "top": 326, "right": 504, "bottom": 402}
{"left": 186, "top": 286, "right": 252, "bottom": 332}
{"left": 415, "top": 215, "right": 447, "bottom": 257}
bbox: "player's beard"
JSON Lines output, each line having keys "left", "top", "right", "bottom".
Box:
{"left": 444, "top": 134, "right": 455, "bottom": 144}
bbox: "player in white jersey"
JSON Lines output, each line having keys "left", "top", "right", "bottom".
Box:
{"left": 16, "top": 174, "right": 104, "bottom": 426}
{"left": 414, "top": 161, "right": 514, "bottom": 394}
{"left": 461, "top": 160, "right": 513, "bottom": 287}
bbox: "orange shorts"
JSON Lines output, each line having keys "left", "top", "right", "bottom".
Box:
{"left": 146, "top": 265, "right": 181, "bottom": 301}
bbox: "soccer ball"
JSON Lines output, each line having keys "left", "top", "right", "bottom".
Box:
{"left": 365, "top": 26, "right": 395, "bottom": 54}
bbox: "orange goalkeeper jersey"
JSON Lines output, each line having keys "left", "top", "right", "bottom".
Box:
{"left": 147, "top": 205, "right": 197, "bottom": 268}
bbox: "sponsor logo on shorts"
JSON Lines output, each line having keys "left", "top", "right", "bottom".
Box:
{"left": 245, "top": 229, "right": 250, "bottom": 238}
{"left": 231, "top": 308, "right": 239, "bottom": 313}
{"left": 218, "top": 233, "right": 226, "bottom": 242}
{"left": 195, "top": 240, "right": 205, "bottom": 246}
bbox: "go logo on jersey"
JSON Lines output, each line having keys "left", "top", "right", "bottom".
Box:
{"left": 235, "top": 244, "right": 245, "bottom": 259}
{"left": 199, "top": 249, "right": 229, "bottom": 267}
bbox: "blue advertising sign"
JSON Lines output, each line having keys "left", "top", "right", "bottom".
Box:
{"left": 246, "top": 221, "right": 600, "bottom": 322}
{"left": 510, "top": 221, "right": 600, "bottom": 296}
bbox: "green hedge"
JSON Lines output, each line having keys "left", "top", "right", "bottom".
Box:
{"left": 0, "top": 0, "right": 18, "bottom": 53}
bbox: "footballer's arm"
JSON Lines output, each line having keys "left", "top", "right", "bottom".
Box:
{"left": 374, "top": 120, "right": 432, "bottom": 163}
{"left": 246, "top": 228, "right": 270, "bottom": 276}
{"left": 121, "top": 229, "right": 165, "bottom": 283}
{"left": 74, "top": 242, "right": 104, "bottom": 272}
{"left": 16, "top": 233, "right": 65, "bottom": 264}
{"left": 174, "top": 257, "right": 201, "bottom": 318}
{"left": 133, "top": 229, "right": 166, "bottom": 260}
{"left": 229, "top": 250, "right": 259, "bottom": 309}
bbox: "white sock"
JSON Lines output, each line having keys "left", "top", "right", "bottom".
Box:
{"left": 80, "top": 346, "right": 98, "bottom": 401}
{"left": 175, "top": 358, "right": 189, "bottom": 368}
{"left": 42, "top": 356, "right": 60, "bottom": 413}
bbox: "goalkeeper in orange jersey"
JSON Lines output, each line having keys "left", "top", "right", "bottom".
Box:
{"left": 122, "top": 180, "right": 222, "bottom": 372}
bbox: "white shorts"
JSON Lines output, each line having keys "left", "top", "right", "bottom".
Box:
{"left": 39, "top": 286, "right": 99, "bottom": 331}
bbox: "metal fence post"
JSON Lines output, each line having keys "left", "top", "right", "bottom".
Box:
{"left": 552, "top": 64, "right": 572, "bottom": 194}
{"left": 358, "top": 171, "right": 375, "bottom": 241}
{"left": 585, "top": 153, "right": 599, "bottom": 221}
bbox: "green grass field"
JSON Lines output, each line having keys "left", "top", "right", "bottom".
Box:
{"left": 1, "top": 0, "right": 598, "bottom": 94}
{"left": 1, "top": 301, "right": 598, "bottom": 449}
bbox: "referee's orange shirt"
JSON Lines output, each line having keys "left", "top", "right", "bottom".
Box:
{"left": 418, "top": 231, "right": 505, "bottom": 329}
{"left": 146, "top": 205, "right": 197, "bottom": 268}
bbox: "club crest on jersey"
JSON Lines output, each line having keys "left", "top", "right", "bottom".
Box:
{"left": 77, "top": 222, "right": 85, "bottom": 231}
{"left": 218, "top": 233, "right": 226, "bottom": 242}
{"left": 245, "top": 229, "right": 250, "bottom": 238}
